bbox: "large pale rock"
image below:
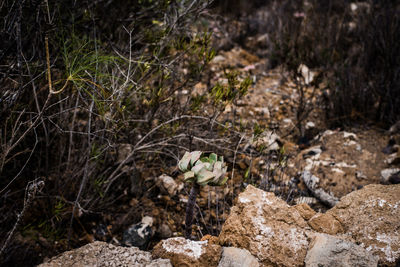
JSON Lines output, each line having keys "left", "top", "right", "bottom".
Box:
{"left": 218, "top": 185, "right": 311, "bottom": 266}
{"left": 218, "top": 247, "right": 259, "bottom": 267}
{"left": 38, "top": 241, "right": 171, "bottom": 267}
{"left": 327, "top": 184, "right": 400, "bottom": 266}
{"left": 152, "top": 237, "right": 222, "bottom": 267}
{"left": 305, "top": 233, "right": 378, "bottom": 267}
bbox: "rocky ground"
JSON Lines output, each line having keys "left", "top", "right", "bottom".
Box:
{"left": 36, "top": 41, "right": 400, "bottom": 266}
{"left": 39, "top": 184, "right": 400, "bottom": 266}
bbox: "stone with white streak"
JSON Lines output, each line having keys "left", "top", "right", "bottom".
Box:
{"left": 152, "top": 237, "right": 222, "bottom": 267}
{"left": 218, "top": 185, "right": 311, "bottom": 266}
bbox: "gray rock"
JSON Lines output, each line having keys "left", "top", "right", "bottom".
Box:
{"left": 123, "top": 216, "right": 154, "bottom": 249}
{"left": 218, "top": 247, "right": 259, "bottom": 267}
{"left": 305, "top": 233, "right": 378, "bottom": 267}
{"left": 38, "top": 241, "right": 172, "bottom": 267}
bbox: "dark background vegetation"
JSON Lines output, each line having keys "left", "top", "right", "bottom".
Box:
{"left": 1, "top": 0, "right": 399, "bottom": 266}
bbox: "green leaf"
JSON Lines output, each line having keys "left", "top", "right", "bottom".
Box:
{"left": 196, "top": 169, "right": 214, "bottom": 185}
{"left": 200, "top": 157, "right": 209, "bottom": 163}
{"left": 209, "top": 175, "right": 228, "bottom": 186}
{"left": 205, "top": 162, "right": 212, "bottom": 171}
{"left": 185, "top": 178, "right": 195, "bottom": 183}
{"left": 191, "top": 163, "right": 206, "bottom": 175}
{"left": 212, "top": 161, "right": 223, "bottom": 182}
{"left": 213, "top": 161, "right": 222, "bottom": 169}
{"left": 190, "top": 151, "right": 202, "bottom": 166}
{"left": 218, "top": 176, "right": 229, "bottom": 186}
{"left": 244, "top": 167, "right": 250, "bottom": 180}
{"left": 209, "top": 153, "right": 217, "bottom": 164}
{"left": 223, "top": 166, "right": 228, "bottom": 173}
{"left": 184, "top": 171, "right": 195, "bottom": 182}
{"left": 178, "top": 151, "right": 191, "bottom": 172}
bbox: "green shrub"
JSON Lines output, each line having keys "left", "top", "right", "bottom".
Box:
{"left": 0, "top": 0, "right": 223, "bottom": 265}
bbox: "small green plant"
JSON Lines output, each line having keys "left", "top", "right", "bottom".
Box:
{"left": 178, "top": 151, "right": 228, "bottom": 239}
{"left": 211, "top": 71, "right": 252, "bottom": 105}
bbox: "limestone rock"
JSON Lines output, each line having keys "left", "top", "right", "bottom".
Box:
{"left": 218, "top": 185, "right": 310, "bottom": 266}
{"left": 218, "top": 247, "right": 259, "bottom": 267}
{"left": 38, "top": 241, "right": 172, "bottom": 267}
{"left": 152, "top": 237, "right": 222, "bottom": 267}
{"left": 327, "top": 184, "right": 400, "bottom": 266}
{"left": 305, "top": 233, "right": 378, "bottom": 267}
